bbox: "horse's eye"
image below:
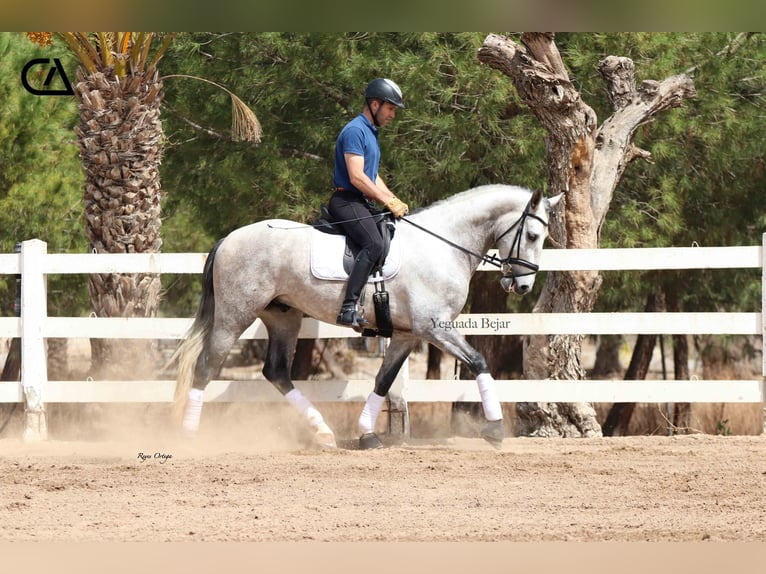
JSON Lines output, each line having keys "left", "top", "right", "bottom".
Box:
{"left": 527, "top": 232, "right": 539, "bottom": 242}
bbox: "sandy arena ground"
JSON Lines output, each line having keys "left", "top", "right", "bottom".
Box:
{"left": 2, "top": 342, "right": 765, "bottom": 544}
{"left": 2, "top": 420, "right": 765, "bottom": 542}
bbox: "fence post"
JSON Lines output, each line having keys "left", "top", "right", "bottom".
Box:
{"left": 387, "top": 355, "right": 410, "bottom": 439}
{"left": 20, "top": 239, "right": 48, "bottom": 441}
{"left": 762, "top": 233, "right": 766, "bottom": 436}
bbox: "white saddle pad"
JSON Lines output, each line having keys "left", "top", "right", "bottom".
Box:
{"left": 310, "top": 230, "right": 401, "bottom": 282}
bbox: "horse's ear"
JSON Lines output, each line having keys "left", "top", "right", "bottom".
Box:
{"left": 546, "top": 192, "right": 564, "bottom": 210}
{"left": 530, "top": 188, "right": 543, "bottom": 210}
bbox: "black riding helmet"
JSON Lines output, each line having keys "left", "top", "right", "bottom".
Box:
{"left": 364, "top": 78, "right": 404, "bottom": 126}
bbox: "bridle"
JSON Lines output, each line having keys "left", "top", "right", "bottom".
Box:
{"left": 491, "top": 201, "right": 549, "bottom": 278}
{"left": 401, "top": 199, "right": 549, "bottom": 279}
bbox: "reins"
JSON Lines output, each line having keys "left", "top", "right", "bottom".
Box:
{"left": 402, "top": 200, "right": 549, "bottom": 277}
{"left": 399, "top": 216, "right": 503, "bottom": 269}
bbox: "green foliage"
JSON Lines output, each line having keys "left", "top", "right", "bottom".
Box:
{"left": 0, "top": 33, "right": 87, "bottom": 315}
{"left": 557, "top": 33, "right": 766, "bottom": 313}
{"left": 3, "top": 32, "right": 765, "bottom": 324}
{"left": 159, "top": 33, "right": 546, "bottom": 239}
{"left": 715, "top": 418, "right": 732, "bottom": 436}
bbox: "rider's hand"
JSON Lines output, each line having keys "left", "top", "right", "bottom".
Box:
{"left": 386, "top": 196, "right": 409, "bottom": 219}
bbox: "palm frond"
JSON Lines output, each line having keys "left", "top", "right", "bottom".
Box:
{"left": 118, "top": 32, "right": 131, "bottom": 54}
{"left": 147, "top": 33, "right": 176, "bottom": 71}
{"left": 230, "top": 92, "right": 263, "bottom": 143}
{"left": 44, "top": 32, "right": 175, "bottom": 79}
{"left": 54, "top": 32, "right": 97, "bottom": 74}
{"left": 95, "top": 32, "right": 111, "bottom": 68}
{"left": 137, "top": 32, "right": 155, "bottom": 73}
{"left": 162, "top": 74, "right": 262, "bottom": 143}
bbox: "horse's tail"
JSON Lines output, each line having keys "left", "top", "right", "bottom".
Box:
{"left": 171, "top": 239, "right": 223, "bottom": 425}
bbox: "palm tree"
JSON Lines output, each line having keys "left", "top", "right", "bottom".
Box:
{"left": 27, "top": 32, "right": 261, "bottom": 378}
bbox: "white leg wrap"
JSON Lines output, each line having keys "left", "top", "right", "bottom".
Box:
{"left": 182, "top": 388, "right": 204, "bottom": 437}
{"left": 477, "top": 373, "right": 502, "bottom": 421}
{"left": 285, "top": 389, "right": 324, "bottom": 428}
{"left": 358, "top": 392, "right": 386, "bottom": 435}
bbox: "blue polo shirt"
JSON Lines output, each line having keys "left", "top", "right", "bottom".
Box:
{"left": 333, "top": 113, "right": 380, "bottom": 193}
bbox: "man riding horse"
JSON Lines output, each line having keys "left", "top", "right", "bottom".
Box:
{"left": 329, "top": 78, "right": 409, "bottom": 328}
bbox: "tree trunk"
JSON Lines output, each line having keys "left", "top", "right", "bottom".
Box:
{"left": 317, "top": 339, "right": 354, "bottom": 379}
{"left": 590, "top": 335, "right": 624, "bottom": 378}
{"left": 672, "top": 334, "right": 692, "bottom": 432}
{"left": 478, "top": 33, "right": 696, "bottom": 437}
{"left": 666, "top": 288, "right": 691, "bottom": 432}
{"left": 602, "top": 291, "right": 665, "bottom": 436}
{"left": 75, "top": 69, "right": 164, "bottom": 379}
{"left": 291, "top": 339, "right": 316, "bottom": 380}
{"left": 426, "top": 344, "right": 443, "bottom": 380}
{"left": 1, "top": 338, "right": 21, "bottom": 382}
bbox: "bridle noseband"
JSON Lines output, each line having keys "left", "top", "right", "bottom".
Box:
{"left": 486, "top": 200, "right": 549, "bottom": 278}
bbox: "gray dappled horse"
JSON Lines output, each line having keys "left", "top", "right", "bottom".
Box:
{"left": 173, "top": 184, "right": 561, "bottom": 449}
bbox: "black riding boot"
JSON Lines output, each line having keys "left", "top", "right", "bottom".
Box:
{"left": 337, "top": 251, "right": 375, "bottom": 327}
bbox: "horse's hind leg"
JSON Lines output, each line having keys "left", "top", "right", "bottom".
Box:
{"left": 357, "top": 333, "right": 419, "bottom": 449}
{"left": 181, "top": 321, "right": 242, "bottom": 437}
{"left": 260, "top": 305, "right": 336, "bottom": 449}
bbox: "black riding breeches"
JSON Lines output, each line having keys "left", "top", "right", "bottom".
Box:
{"left": 328, "top": 192, "right": 385, "bottom": 264}
{"left": 328, "top": 191, "right": 385, "bottom": 303}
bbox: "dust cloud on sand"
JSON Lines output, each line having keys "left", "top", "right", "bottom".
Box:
{"left": 2, "top": 405, "right": 765, "bottom": 542}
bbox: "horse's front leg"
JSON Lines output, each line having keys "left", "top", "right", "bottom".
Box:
{"left": 357, "top": 334, "right": 419, "bottom": 449}
{"left": 424, "top": 327, "right": 505, "bottom": 449}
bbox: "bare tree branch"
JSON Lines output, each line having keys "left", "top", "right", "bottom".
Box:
{"left": 166, "top": 108, "right": 227, "bottom": 140}
{"left": 591, "top": 72, "right": 696, "bottom": 225}
{"left": 478, "top": 32, "right": 698, "bottom": 437}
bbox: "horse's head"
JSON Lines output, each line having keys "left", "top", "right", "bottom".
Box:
{"left": 496, "top": 188, "right": 562, "bottom": 295}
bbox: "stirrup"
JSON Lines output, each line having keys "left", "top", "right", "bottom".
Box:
{"left": 336, "top": 306, "right": 368, "bottom": 328}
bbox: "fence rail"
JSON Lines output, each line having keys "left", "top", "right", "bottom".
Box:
{"left": 1, "top": 237, "right": 764, "bottom": 441}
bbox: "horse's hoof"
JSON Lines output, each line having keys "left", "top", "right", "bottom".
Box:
{"left": 315, "top": 434, "right": 337, "bottom": 449}
{"left": 480, "top": 419, "right": 504, "bottom": 450}
{"left": 314, "top": 423, "right": 337, "bottom": 449}
{"left": 359, "top": 432, "right": 383, "bottom": 450}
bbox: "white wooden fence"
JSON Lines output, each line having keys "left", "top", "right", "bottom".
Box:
{"left": 0, "top": 237, "right": 764, "bottom": 441}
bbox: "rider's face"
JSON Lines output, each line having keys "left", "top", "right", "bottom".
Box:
{"left": 374, "top": 101, "right": 398, "bottom": 126}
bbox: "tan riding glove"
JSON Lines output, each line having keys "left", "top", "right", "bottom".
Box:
{"left": 386, "top": 196, "right": 409, "bottom": 219}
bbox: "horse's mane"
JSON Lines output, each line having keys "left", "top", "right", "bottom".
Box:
{"left": 412, "top": 184, "right": 532, "bottom": 215}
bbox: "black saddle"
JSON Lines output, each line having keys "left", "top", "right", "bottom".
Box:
{"left": 314, "top": 204, "right": 396, "bottom": 275}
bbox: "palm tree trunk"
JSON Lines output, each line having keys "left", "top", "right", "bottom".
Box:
{"left": 75, "top": 68, "right": 164, "bottom": 379}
